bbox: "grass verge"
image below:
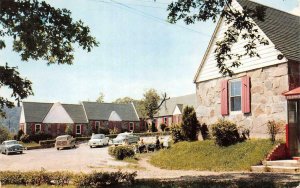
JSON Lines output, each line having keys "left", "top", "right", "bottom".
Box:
{"left": 150, "top": 139, "right": 277, "bottom": 171}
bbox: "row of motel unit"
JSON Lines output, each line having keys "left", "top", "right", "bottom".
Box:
{"left": 19, "top": 101, "right": 145, "bottom": 137}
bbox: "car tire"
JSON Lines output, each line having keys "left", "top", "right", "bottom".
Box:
{"left": 56, "top": 148, "right": 59, "bottom": 150}
{"left": 20, "top": 151, "right": 23, "bottom": 154}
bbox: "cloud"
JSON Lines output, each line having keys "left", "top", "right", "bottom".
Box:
{"left": 290, "top": 0, "right": 300, "bottom": 16}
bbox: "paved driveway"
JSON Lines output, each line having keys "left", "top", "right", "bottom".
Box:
{"left": 0, "top": 144, "right": 127, "bottom": 172}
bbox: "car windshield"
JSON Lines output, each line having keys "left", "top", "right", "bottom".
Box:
{"left": 92, "top": 134, "right": 104, "bottom": 139}
{"left": 56, "top": 136, "right": 69, "bottom": 141}
{"left": 5, "top": 141, "right": 18, "bottom": 145}
{"left": 116, "top": 134, "right": 126, "bottom": 139}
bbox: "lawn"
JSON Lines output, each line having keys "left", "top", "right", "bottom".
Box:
{"left": 150, "top": 139, "right": 277, "bottom": 171}
{"left": 19, "top": 141, "right": 40, "bottom": 148}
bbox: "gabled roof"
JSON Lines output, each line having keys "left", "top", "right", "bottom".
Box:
{"left": 22, "top": 102, "right": 53, "bottom": 122}
{"left": 238, "top": 0, "right": 300, "bottom": 62}
{"left": 43, "top": 103, "right": 74, "bottom": 124}
{"left": 82, "top": 102, "right": 139, "bottom": 121}
{"left": 62, "top": 104, "right": 88, "bottom": 123}
{"left": 283, "top": 87, "right": 300, "bottom": 96}
{"left": 155, "top": 94, "right": 197, "bottom": 117}
{"left": 194, "top": 0, "right": 300, "bottom": 83}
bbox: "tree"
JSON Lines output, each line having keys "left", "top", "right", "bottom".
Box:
{"left": 181, "top": 106, "right": 200, "bottom": 141}
{"left": 140, "top": 89, "right": 170, "bottom": 132}
{"left": 65, "top": 124, "right": 74, "bottom": 136}
{"left": 0, "top": 0, "right": 98, "bottom": 116}
{"left": 96, "top": 92, "right": 105, "bottom": 103}
{"left": 0, "top": 125, "right": 11, "bottom": 143}
{"left": 113, "top": 97, "right": 135, "bottom": 104}
{"left": 167, "top": 0, "right": 269, "bottom": 76}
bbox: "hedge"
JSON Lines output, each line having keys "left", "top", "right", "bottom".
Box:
{"left": 108, "top": 145, "right": 135, "bottom": 160}
{"left": 0, "top": 170, "right": 136, "bottom": 186}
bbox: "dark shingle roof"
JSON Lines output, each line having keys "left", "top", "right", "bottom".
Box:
{"left": 238, "top": 0, "right": 300, "bottom": 61}
{"left": 155, "top": 94, "right": 197, "bottom": 117}
{"left": 22, "top": 102, "right": 53, "bottom": 122}
{"left": 82, "top": 102, "right": 139, "bottom": 121}
{"left": 62, "top": 104, "right": 88, "bottom": 123}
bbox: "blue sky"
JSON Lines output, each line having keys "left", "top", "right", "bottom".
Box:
{"left": 1, "top": 0, "right": 299, "bottom": 103}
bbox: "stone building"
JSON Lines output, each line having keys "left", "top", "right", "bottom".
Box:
{"left": 194, "top": 0, "right": 300, "bottom": 156}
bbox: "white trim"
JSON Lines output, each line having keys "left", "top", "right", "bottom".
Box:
{"left": 131, "top": 102, "right": 140, "bottom": 119}
{"left": 80, "top": 102, "right": 89, "bottom": 123}
{"left": 229, "top": 79, "right": 242, "bottom": 113}
{"left": 76, "top": 124, "right": 81, "bottom": 135}
{"left": 35, "top": 124, "right": 41, "bottom": 133}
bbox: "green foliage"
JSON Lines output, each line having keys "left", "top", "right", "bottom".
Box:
{"left": 150, "top": 139, "right": 276, "bottom": 171}
{"left": 141, "top": 89, "right": 161, "bottom": 119}
{"left": 39, "top": 140, "right": 55, "bottom": 148}
{"left": 74, "top": 171, "right": 136, "bottom": 187}
{"left": 0, "top": 0, "right": 98, "bottom": 116}
{"left": 266, "top": 120, "right": 284, "bottom": 144}
{"left": 98, "top": 127, "right": 110, "bottom": 135}
{"left": 108, "top": 145, "right": 135, "bottom": 160}
{"left": 0, "top": 170, "right": 136, "bottom": 187}
{"left": 0, "top": 125, "right": 11, "bottom": 143}
{"left": 181, "top": 106, "right": 200, "bottom": 141}
{"left": 159, "top": 123, "right": 167, "bottom": 132}
{"left": 200, "top": 123, "right": 210, "bottom": 140}
{"left": 167, "top": 0, "right": 268, "bottom": 77}
{"left": 20, "top": 134, "right": 31, "bottom": 143}
{"left": 16, "top": 129, "right": 24, "bottom": 141}
{"left": 113, "top": 97, "right": 135, "bottom": 104}
{"left": 29, "top": 132, "right": 52, "bottom": 143}
{"left": 211, "top": 119, "right": 244, "bottom": 146}
{"left": 151, "top": 122, "right": 157, "bottom": 132}
{"left": 96, "top": 92, "right": 105, "bottom": 103}
{"left": 65, "top": 125, "right": 74, "bottom": 136}
{"left": 170, "top": 123, "right": 184, "bottom": 143}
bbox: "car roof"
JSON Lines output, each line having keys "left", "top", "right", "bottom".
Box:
{"left": 3, "top": 140, "right": 17, "bottom": 143}
{"left": 56, "top": 135, "right": 70, "bottom": 139}
{"left": 92, "top": 134, "right": 105, "bottom": 136}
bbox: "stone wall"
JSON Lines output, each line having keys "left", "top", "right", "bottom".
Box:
{"left": 195, "top": 63, "right": 289, "bottom": 138}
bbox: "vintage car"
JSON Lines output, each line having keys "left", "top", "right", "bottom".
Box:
{"left": 112, "top": 132, "right": 139, "bottom": 145}
{"left": 88, "top": 134, "right": 109, "bottom": 148}
{"left": 0, "top": 140, "right": 23, "bottom": 155}
{"left": 55, "top": 135, "right": 76, "bottom": 150}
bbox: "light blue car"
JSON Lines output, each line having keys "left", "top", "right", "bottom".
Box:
{"left": 112, "top": 132, "right": 139, "bottom": 145}
{"left": 0, "top": 140, "right": 24, "bottom": 155}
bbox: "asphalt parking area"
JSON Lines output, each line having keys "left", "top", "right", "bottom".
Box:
{"left": 0, "top": 144, "right": 127, "bottom": 172}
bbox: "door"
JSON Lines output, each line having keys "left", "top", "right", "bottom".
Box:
{"left": 287, "top": 100, "right": 300, "bottom": 156}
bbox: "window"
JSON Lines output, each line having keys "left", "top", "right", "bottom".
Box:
{"left": 129, "top": 122, "right": 134, "bottom": 131}
{"left": 95, "top": 121, "right": 100, "bottom": 130}
{"left": 230, "top": 80, "right": 242, "bottom": 111}
{"left": 76, "top": 124, "right": 81, "bottom": 135}
{"left": 35, "top": 124, "right": 41, "bottom": 133}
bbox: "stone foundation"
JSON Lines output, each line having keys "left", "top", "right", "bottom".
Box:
{"left": 196, "top": 63, "right": 289, "bottom": 138}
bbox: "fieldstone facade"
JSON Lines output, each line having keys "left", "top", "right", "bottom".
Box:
{"left": 196, "top": 63, "right": 289, "bottom": 138}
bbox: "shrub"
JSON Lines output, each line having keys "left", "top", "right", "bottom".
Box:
{"left": 17, "top": 129, "right": 24, "bottom": 141}
{"left": 39, "top": 140, "right": 55, "bottom": 148}
{"left": 151, "top": 122, "right": 157, "bottom": 132}
{"left": 99, "top": 127, "right": 110, "bottom": 135}
{"left": 65, "top": 125, "right": 73, "bottom": 136}
{"left": 266, "top": 120, "right": 284, "bottom": 144}
{"left": 211, "top": 119, "right": 242, "bottom": 147}
{"left": 20, "top": 134, "right": 31, "bottom": 143}
{"left": 74, "top": 171, "right": 136, "bottom": 187}
{"left": 159, "top": 123, "right": 167, "bottom": 132}
{"left": 108, "top": 145, "right": 135, "bottom": 160}
{"left": 181, "top": 106, "right": 200, "bottom": 141}
{"left": 170, "top": 123, "right": 184, "bottom": 143}
{"left": 0, "top": 126, "right": 11, "bottom": 143}
{"left": 75, "top": 137, "right": 90, "bottom": 142}
{"left": 200, "top": 123, "right": 210, "bottom": 140}
{"left": 29, "top": 132, "right": 52, "bottom": 143}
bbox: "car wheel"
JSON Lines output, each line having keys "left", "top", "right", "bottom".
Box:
{"left": 56, "top": 148, "right": 59, "bottom": 150}
{"left": 20, "top": 151, "right": 23, "bottom": 154}
{"left": 73, "top": 145, "right": 76, "bottom": 148}
{"left": 90, "top": 146, "right": 93, "bottom": 148}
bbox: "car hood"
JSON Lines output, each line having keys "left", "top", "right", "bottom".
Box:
{"left": 7, "top": 144, "right": 23, "bottom": 148}
{"left": 112, "top": 138, "right": 123, "bottom": 142}
{"left": 89, "top": 138, "right": 104, "bottom": 142}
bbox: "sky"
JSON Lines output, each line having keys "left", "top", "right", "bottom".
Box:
{"left": 1, "top": 0, "right": 299, "bottom": 104}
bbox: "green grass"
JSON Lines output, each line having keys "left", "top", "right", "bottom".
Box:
{"left": 150, "top": 139, "right": 277, "bottom": 171}
{"left": 19, "top": 141, "right": 40, "bottom": 148}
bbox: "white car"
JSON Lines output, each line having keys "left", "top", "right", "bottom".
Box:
{"left": 112, "top": 132, "right": 139, "bottom": 145}
{"left": 88, "top": 134, "right": 109, "bottom": 148}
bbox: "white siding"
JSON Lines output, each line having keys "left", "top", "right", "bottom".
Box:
{"left": 195, "top": 0, "right": 288, "bottom": 83}
{"left": 173, "top": 106, "right": 182, "bottom": 115}
{"left": 20, "top": 106, "right": 26, "bottom": 124}
{"left": 43, "top": 103, "right": 74, "bottom": 124}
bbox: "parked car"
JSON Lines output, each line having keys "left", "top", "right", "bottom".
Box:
{"left": 112, "top": 132, "right": 139, "bottom": 145}
{"left": 55, "top": 135, "right": 76, "bottom": 150}
{"left": 0, "top": 140, "right": 23, "bottom": 155}
{"left": 88, "top": 134, "right": 109, "bottom": 148}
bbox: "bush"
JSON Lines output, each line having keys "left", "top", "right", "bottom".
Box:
{"left": 181, "top": 106, "right": 200, "bottom": 141}
{"left": 20, "top": 134, "right": 31, "bottom": 143}
{"left": 0, "top": 126, "right": 11, "bottom": 143}
{"left": 266, "top": 120, "right": 284, "bottom": 144}
{"left": 108, "top": 145, "right": 135, "bottom": 160}
{"left": 200, "top": 123, "right": 210, "bottom": 140}
{"left": 170, "top": 123, "right": 184, "bottom": 143}
{"left": 65, "top": 125, "right": 73, "bottom": 136}
{"left": 17, "top": 129, "right": 24, "bottom": 141}
{"left": 39, "top": 140, "right": 55, "bottom": 148}
{"left": 29, "top": 132, "right": 52, "bottom": 143}
{"left": 151, "top": 122, "right": 157, "bottom": 132}
{"left": 75, "top": 137, "right": 90, "bottom": 142}
{"left": 159, "top": 123, "right": 167, "bottom": 132}
{"left": 74, "top": 171, "right": 136, "bottom": 187}
{"left": 211, "top": 119, "right": 243, "bottom": 147}
{"left": 98, "top": 127, "right": 110, "bottom": 135}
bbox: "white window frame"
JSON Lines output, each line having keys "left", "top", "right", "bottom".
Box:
{"left": 95, "top": 121, "right": 100, "bottom": 130}
{"left": 229, "top": 79, "right": 242, "bottom": 113}
{"left": 129, "top": 122, "right": 134, "bottom": 131}
{"left": 76, "top": 124, "right": 81, "bottom": 135}
{"left": 35, "top": 124, "right": 41, "bottom": 133}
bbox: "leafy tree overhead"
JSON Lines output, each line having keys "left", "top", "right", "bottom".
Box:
{"left": 0, "top": 125, "right": 11, "bottom": 143}
{"left": 167, "top": 0, "right": 269, "bottom": 76}
{"left": 0, "top": 0, "right": 98, "bottom": 116}
{"left": 96, "top": 92, "right": 105, "bottom": 103}
{"left": 113, "top": 97, "right": 135, "bottom": 104}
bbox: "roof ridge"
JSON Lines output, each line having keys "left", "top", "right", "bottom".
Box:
{"left": 22, "top": 101, "right": 54, "bottom": 104}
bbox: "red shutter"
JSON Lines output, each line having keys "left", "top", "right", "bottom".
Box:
{"left": 221, "top": 79, "right": 229, "bottom": 116}
{"left": 242, "top": 76, "right": 251, "bottom": 113}
{"left": 31, "top": 124, "right": 35, "bottom": 135}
